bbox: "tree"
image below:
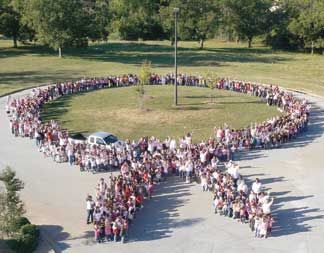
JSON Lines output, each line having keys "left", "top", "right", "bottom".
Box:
{"left": 0, "top": 0, "right": 33, "bottom": 47}
{"left": 136, "top": 60, "right": 151, "bottom": 110}
{"left": 109, "top": 0, "right": 164, "bottom": 40}
{"left": 206, "top": 70, "right": 220, "bottom": 103}
{"left": 160, "top": 0, "right": 219, "bottom": 49}
{"left": 86, "top": 0, "right": 110, "bottom": 42}
{"left": 264, "top": 0, "right": 303, "bottom": 50}
{"left": 221, "top": 0, "right": 272, "bottom": 48}
{"left": 0, "top": 166, "right": 25, "bottom": 236}
{"left": 288, "top": 0, "right": 324, "bottom": 54}
{"left": 26, "top": 0, "right": 89, "bottom": 57}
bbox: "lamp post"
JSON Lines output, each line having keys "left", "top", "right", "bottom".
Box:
{"left": 173, "top": 7, "right": 179, "bottom": 106}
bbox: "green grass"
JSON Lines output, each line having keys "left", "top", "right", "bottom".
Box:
{"left": 41, "top": 86, "right": 280, "bottom": 141}
{"left": 0, "top": 39, "right": 324, "bottom": 96}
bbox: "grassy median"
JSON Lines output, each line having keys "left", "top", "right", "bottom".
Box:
{"left": 41, "top": 86, "right": 280, "bottom": 141}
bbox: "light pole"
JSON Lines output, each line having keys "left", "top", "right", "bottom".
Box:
{"left": 173, "top": 7, "right": 179, "bottom": 106}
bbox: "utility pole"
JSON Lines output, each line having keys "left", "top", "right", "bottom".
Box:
{"left": 173, "top": 7, "right": 179, "bottom": 106}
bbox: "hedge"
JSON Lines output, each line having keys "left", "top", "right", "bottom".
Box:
{"left": 7, "top": 224, "right": 39, "bottom": 253}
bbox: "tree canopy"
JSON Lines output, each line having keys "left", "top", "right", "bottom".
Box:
{"left": 1, "top": 0, "right": 324, "bottom": 54}
{"left": 221, "top": 0, "right": 273, "bottom": 48}
{"left": 288, "top": 0, "right": 324, "bottom": 54}
{"left": 25, "top": 0, "right": 89, "bottom": 57}
{"left": 0, "top": 166, "right": 25, "bottom": 236}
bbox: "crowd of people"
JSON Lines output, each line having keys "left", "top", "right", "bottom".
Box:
{"left": 5, "top": 73, "right": 311, "bottom": 242}
{"left": 209, "top": 161, "right": 275, "bottom": 238}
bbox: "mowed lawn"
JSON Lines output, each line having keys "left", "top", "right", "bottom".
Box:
{"left": 0, "top": 39, "right": 324, "bottom": 96}
{"left": 41, "top": 86, "right": 280, "bottom": 141}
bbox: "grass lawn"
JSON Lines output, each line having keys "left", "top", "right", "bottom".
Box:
{"left": 0, "top": 39, "right": 324, "bottom": 96}
{"left": 41, "top": 86, "right": 280, "bottom": 141}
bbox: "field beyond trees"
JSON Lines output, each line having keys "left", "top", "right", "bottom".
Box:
{"left": 0, "top": 39, "right": 324, "bottom": 97}
{"left": 41, "top": 86, "right": 280, "bottom": 141}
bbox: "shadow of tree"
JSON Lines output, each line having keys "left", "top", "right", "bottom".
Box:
{"left": 0, "top": 41, "right": 290, "bottom": 68}
{"left": 0, "top": 70, "right": 88, "bottom": 90}
{"left": 37, "top": 225, "right": 70, "bottom": 252}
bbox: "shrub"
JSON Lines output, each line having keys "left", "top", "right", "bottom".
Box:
{"left": 7, "top": 224, "right": 39, "bottom": 253}
{"left": 13, "top": 217, "right": 31, "bottom": 232}
{"left": 18, "top": 224, "right": 39, "bottom": 253}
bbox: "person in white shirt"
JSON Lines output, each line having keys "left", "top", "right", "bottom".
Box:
{"left": 185, "top": 133, "right": 192, "bottom": 146}
{"left": 86, "top": 195, "right": 95, "bottom": 224}
{"left": 169, "top": 138, "right": 177, "bottom": 151}
{"left": 252, "top": 178, "right": 262, "bottom": 195}
{"left": 200, "top": 149, "right": 207, "bottom": 164}
{"left": 230, "top": 164, "right": 240, "bottom": 181}
{"left": 237, "top": 180, "right": 248, "bottom": 194}
{"left": 254, "top": 216, "right": 261, "bottom": 238}
{"left": 262, "top": 197, "right": 274, "bottom": 215}
{"left": 185, "top": 159, "right": 193, "bottom": 183}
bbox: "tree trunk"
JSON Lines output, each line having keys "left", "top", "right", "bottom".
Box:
{"left": 311, "top": 40, "right": 314, "bottom": 55}
{"left": 248, "top": 37, "right": 252, "bottom": 48}
{"left": 58, "top": 47, "right": 62, "bottom": 58}
{"left": 13, "top": 36, "right": 17, "bottom": 48}
{"left": 199, "top": 38, "right": 204, "bottom": 49}
{"left": 139, "top": 95, "right": 144, "bottom": 110}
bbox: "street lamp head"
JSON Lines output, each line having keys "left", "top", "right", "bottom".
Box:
{"left": 173, "top": 7, "right": 179, "bottom": 13}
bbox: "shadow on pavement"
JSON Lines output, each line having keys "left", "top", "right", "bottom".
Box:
{"left": 37, "top": 225, "right": 70, "bottom": 252}
{"left": 272, "top": 206, "right": 324, "bottom": 237}
{"left": 128, "top": 178, "right": 204, "bottom": 242}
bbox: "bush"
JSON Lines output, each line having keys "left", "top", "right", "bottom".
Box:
{"left": 18, "top": 224, "right": 39, "bottom": 253}
{"left": 13, "top": 217, "right": 31, "bottom": 232}
{"left": 7, "top": 224, "right": 39, "bottom": 253}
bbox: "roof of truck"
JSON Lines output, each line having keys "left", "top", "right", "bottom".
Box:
{"left": 90, "top": 132, "right": 114, "bottom": 138}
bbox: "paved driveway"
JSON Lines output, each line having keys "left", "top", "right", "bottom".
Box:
{"left": 0, "top": 90, "right": 323, "bottom": 253}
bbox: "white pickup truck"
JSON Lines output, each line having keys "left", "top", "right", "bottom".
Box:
{"left": 69, "top": 131, "right": 125, "bottom": 150}
{"left": 87, "top": 132, "right": 125, "bottom": 150}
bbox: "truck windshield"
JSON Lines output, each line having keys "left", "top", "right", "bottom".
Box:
{"left": 103, "top": 135, "right": 118, "bottom": 144}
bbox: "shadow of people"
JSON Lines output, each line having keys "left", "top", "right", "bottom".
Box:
{"left": 128, "top": 178, "right": 204, "bottom": 242}
{"left": 271, "top": 206, "right": 324, "bottom": 237}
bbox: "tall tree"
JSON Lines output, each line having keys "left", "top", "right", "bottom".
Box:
{"left": 86, "top": 0, "right": 110, "bottom": 42}
{"left": 221, "top": 0, "right": 272, "bottom": 48}
{"left": 0, "top": 166, "right": 25, "bottom": 236}
{"left": 264, "top": 0, "right": 303, "bottom": 50}
{"left": 109, "top": 0, "right": 164, "bottom": 40}
{"left": 26, "top": 0, "right": 89, "bottom": 57}
{"left": 0, "top": 0, "right": 30, "bottom": 47}
{"left": 288, "top": 0, "right": 324, "bottom": 54}
{"left": 160, "top": 0, "right": 219, "bottom": 49}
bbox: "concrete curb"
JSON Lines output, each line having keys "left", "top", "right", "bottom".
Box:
{"left": 285, "top": 88, "right": 324, "bottom": 99}
{"left": 0, "top": 84, "right": 50, "bottom": 99}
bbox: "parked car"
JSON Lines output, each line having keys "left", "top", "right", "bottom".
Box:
{"left": 87, "top": 132, "right": 125, "bottom": 149}
{"left": 68, "top": 133, "right": 87, "bottom": 144}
